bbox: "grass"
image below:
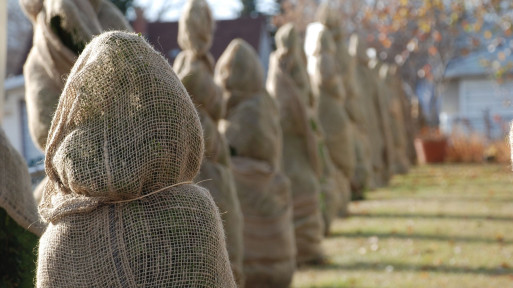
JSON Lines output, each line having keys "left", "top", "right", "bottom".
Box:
{"left": 292, "top": 164, "right": 513, "bottom": 288}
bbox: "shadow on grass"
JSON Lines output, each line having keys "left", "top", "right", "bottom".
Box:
{"left": 366, "top": 195, "right": 513, "bottom": 204}
{"left": 312, "top": 261, "right": 513, "bottom": 276}
{"left": 329, "top": 231, "right": 513, "bottom": 245}
{"left": 351, "top": 212, "right": 513, "bottom": 222}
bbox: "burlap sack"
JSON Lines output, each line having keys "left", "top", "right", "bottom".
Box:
{"left": 311, "top": 27, "right": 353, "bottom": 219}
{"left": 317, "top": 4, "right": 372, "bottom": 196}
{"left": 215, "top": 39, "right": 296, "bottom": 288}
{"left": 21, "top": 0, "right": 131, "bottom": 151}
{"left": 36, "top": 32, "right": 235, "bottom": 288}
{"left": 267, "top": 23, "right": 324, "bottom": 265}
{"left": 349, "top": 34, "right": 390, "bottom": 190}
{"left": 305, "top": 29, "right": 347, "bottom": 225}
{"left": 369, "top": 59, "right": 394, "bottom": 185}
{"left": 381, "top": 65, "right": 410, "bottom": 174}
{"left": 173, "top": 0, "right": 244, "bottom": 284}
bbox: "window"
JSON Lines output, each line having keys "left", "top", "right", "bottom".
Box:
{"left": 19, "top": 100, "right": 44, "bottom": 169}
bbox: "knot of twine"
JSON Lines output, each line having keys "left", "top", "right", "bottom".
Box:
{"left": 106, "top": 181, "right": 194, "bottom": 204}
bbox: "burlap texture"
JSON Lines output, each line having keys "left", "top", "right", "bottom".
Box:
{"left": 0, "top": 129, "right": 44, "bottom": 236}
{"left": 37, "top": 32, "right": 235, "bottom": 288}
{"left": 22, "top": 0, "right": 131, "bottom": 151}
{"left": 174, "top": 1, "right": 244, "bottom": 284}
{"left": 215, "top": 39, "right": 296, "bottom": 287}
{"left": 267, "top": 23, "right": 324, "bottom": 264}
{"left": 178, "top": 0, "right": 215, "bottom": 56}
{"left": 19, "top": 0, "right": 43, "bottom": 22}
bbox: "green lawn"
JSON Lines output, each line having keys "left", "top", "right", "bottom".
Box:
{"left": 292, "top": 164, "right": 513, "bottom": 288}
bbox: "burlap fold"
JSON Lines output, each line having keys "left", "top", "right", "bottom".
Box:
{"left": 173, "top": 0, "right": 244, "bottom": 285}
{"left": 267, "top": 23, "right": 324, "bottom": 265}
{"left": 37, "top": 31, "right": 236, "bottom": 288}
{"left": 216, "top": 39, "right": 296, "bottom": 287}
{"left": 22, "top": 0, "right": 132, "bottom": 151}
{"left": 0, "top": 129, "right": 44, "bottom": 236}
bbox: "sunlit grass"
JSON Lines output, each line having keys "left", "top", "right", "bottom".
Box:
{"left": 292, "top": 164, "right": 513, "bottom": 288}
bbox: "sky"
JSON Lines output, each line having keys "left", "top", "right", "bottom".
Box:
{"left": 132, "top": 0, "right": 278, "bottom": 21}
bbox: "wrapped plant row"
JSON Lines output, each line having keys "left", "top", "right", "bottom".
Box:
{"left": 267, "top": 23, "right": 325, "bottom": 265}
{"left": 0, "top": 0, "right": 418, "bottom": 286}
{"left": 173, "top": 0, "right": 244, "bottom": 285}
{"left": 317, "top": 3, "right": 373, "bottom": 198}
{"left": 310, "top": 27, "right": 353, "bottom": 219}
{"left": 216, "top": 39, "right": 296, "bottom": 288}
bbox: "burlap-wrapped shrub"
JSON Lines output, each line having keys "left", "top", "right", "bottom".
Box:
{"left": 369, "top": 59, "right": 394, "bottom": 185}
{"left": 173, "top": 0, "right": 244, "bottom": 284}
{"left": 0, "top": 129, "right": 44, "bottom": 287}
{"left": 21, "top": 0, "right": 132, "bottom": 151}
{"left": 216, "top": 39, "right": 296, "bottom": 288}
{"left": 391, "top": 65, "right": 414, "bottom": 169}
{"left": 381, "top": 64, "right": 410, "bottom": 174}
{"left": 298, "top": 32, "right": 344, "bottom": 230}
{"left": 267, "top": 23, "right": 324, "bottom": 265}
{"left": 348, "top": 34, "right": 390, "bottom": 190}
{"left": 36, "top": 31, "right": 236, "bottom": 288}
{"left": 317, "top": 3, "right": 372, "bottom": 197}
{"left": 311, "top": 26, "right": 354, "bottom": 219}
{"left": 21, "top": 0, "right": 132, "bottom": 204}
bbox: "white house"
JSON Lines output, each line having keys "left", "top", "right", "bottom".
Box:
{"left": 3, "top": 75, "right": 44, "bottom": 172}
{"left": 439, "top": 45, "right": 513, "bottom": 139}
